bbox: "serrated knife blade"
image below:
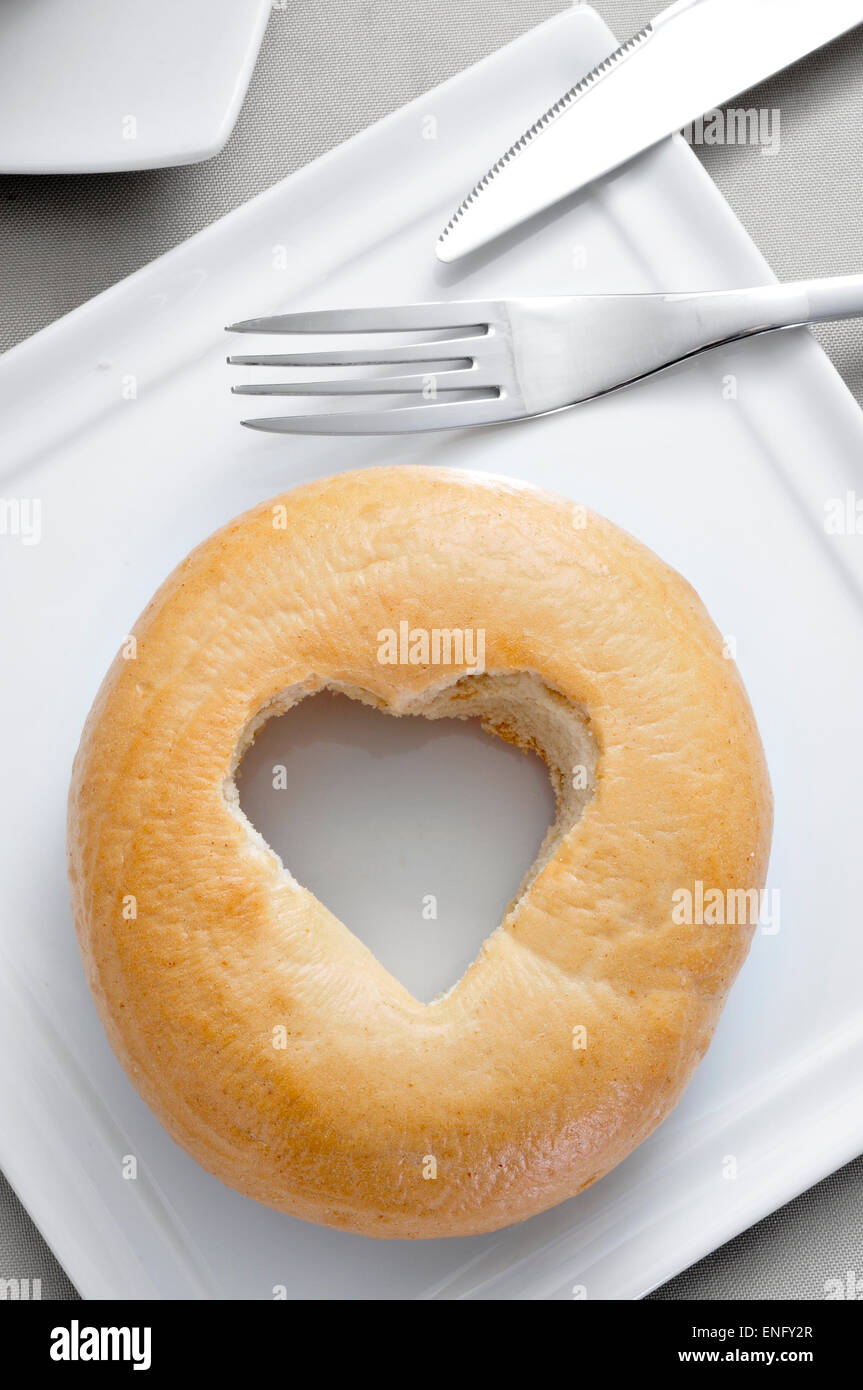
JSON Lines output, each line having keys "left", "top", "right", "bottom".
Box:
{"left": 436, "top": 0, "right": 863, "bottom": 262}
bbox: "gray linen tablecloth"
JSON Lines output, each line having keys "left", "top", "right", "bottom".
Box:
{"left": 1, "top": 0, "right": 861, "bottom": 1300}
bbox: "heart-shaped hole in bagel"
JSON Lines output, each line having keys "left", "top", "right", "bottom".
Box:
{"left": 232, "top": 673, "right": 598, "bottom": 1005}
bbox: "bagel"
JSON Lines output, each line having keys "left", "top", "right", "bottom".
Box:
{"left": 67, "top": 466, "right": 772, "bottom": 1239}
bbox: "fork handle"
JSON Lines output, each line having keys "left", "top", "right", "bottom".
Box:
{"left": 671, "top": 274, "right": 863, "bottom": 343}
{"left": 788, "top": 273, "right": 863, "bottom": 324}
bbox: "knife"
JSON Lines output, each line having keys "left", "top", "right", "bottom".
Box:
{"left": 436, "top": 0, "right": 863, "bottom": 263}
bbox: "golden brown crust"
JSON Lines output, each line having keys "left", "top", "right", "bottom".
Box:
{"left": 67, "top": 466, "right": 772, "bottom": 1238}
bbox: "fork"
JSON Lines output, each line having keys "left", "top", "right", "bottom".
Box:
{"left": 227, "top": 275, "right": 863, "bottom": 434}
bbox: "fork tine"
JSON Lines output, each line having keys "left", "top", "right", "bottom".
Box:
{"left": 232, "top": 368, "right": 495, "bottom": 396}
{"left": 225, "top": 301, "right": 499, "bottom": 335}
{"left": 226, "top": 338, "right": 484, "bottom": 368}
{"left": 239, "top": 396, "right": 516, "bottom": 435}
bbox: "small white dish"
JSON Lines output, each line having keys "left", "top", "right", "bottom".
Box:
{"left": 0, "top": 0, "right": 271, "bottom": 174}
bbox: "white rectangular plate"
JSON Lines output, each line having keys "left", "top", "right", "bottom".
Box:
{"left": 1, "top": 7, "right": 863, "bottom": 1300}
